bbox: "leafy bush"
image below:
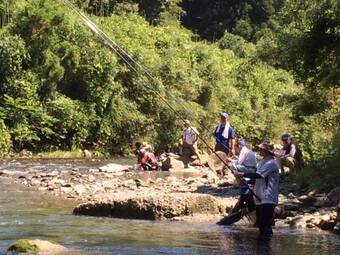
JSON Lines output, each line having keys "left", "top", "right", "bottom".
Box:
{"left": 0, "top": 119, "right": 11, "bottom": 156}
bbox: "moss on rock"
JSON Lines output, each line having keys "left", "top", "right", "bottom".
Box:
{"left": 7, "top": 239, "right": 39, "bottom": 254}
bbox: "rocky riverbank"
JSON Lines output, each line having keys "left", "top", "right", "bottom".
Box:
{"left": 0, "top": 157, "right": 339, "bottom": 234}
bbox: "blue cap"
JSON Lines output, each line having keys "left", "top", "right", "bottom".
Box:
{"left": 221, "top": 112, "right": 229, "bottom": 119}
{"left": 281, "top": 134, "right": 290, "bottom": 141}
{"left": 238, "top": 139, "right": 246, "bottom": 146}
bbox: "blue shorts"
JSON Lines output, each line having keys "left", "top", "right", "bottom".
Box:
{"left": 239, "top": 186, "right": 249, "bottom": 196}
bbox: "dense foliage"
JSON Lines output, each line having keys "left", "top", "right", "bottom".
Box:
{"left": 0, "top": 0, "right": 338, "bottom": 189}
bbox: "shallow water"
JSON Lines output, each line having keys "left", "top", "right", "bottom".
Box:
{"left": 0, "top": 160, "right": 339, "bottom": 254}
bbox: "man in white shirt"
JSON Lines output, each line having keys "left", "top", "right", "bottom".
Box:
{"left": 230, "top": 139, "right": 257, "bottom": 198}
{"left": 179, "top": 120, "right": 202, "bottom": 164}
{"left": 231, "top": 139, "right": 257, "bottom": 174}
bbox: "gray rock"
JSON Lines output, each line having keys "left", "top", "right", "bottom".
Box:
{"left": 316, "top": 214, "right": 337, "bottom": 230}
{"left": 88, "top": 175, "right": 96, "bottom": 182}
{"left": 46, "top": 171, "right": 59, "bottom": 177}
{"left": 298, "top": 195, "right": 317, "bottom": 206}
{"left": 328, "top": 187, "right": 340, "bottom": 205}
{"left": 73, "top": 184, "right": 86, "bottom": 195}
{"left": 333, "top": 222, "right": 340, "bottom": 235}
{"left": 161, "top": 157, "right": 186, "bottom": 171}
{"left": 313, "top": 196, "right": 332, "bottom": 208}
{"left": 284, "top": 203, "right": 300, "bottom": 211}
{"left": 73, "top": 193, "right": 232, "bottom": 220}
{"left": 99, "top": 163, "right": 130, "bottom": 173}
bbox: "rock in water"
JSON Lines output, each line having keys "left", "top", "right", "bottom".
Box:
{"left": 7, "top": 239, "right": 67, "bottom": 255}
{"left": 161, "top": 157, "right": 186, "bottom": 171}
{"left": 99, "top": 163, "right": 130, "bottom": 173}
{"left": 73, "top": 193, "right": 234, "bottom": 220}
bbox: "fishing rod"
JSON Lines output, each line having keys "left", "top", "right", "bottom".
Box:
{"left": 61, "top": 0, "right": 233, "bottom": 170}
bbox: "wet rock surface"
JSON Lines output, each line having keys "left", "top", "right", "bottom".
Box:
{"left": 73, "top": 192, "right": 235, "bottom": 220}
{"left": 7, "top": 239, "right": 68, "bottom": 255}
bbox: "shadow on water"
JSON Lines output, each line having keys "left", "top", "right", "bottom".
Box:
{"left": 0, "top": 160, "right": 339, "bottom": 254}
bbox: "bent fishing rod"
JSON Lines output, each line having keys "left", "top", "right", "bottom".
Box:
{"left": 61, "top": 0, "right": 233, "bottom": 169}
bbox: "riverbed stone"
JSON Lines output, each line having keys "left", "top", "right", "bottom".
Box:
{"left": 73, "top": 192, "right": 233, "bottom": 220}
{"left": 99, "top": 163, "right": 130, "bottom": 173}
{"left": 316, "top": 214, "right": 337, "bottom": 230}
{"left": 161, "top": 157, "right": 186, "bottom": 171}
{"left": 7, "top": 239, "right": 67, "bottom": 255}
{"left": 73, "top": 184, "right": 86, "bottom": 195}
{"left": 88, "top": 175, "right": 96, "bottom": 182}
{"left": 298, "top": 195, "right": 317, "bottom": 207}
{"left": 313, "top": 196, "right": 332, "bottom": 208}
{"left": 206, "top": 151, "right": 230, "bottom": 175}
{"left": 284, "top": 203, "right": 300, "bottom": 211}
{"left": 327, "top": 187, "right": 340, "bottom": 205}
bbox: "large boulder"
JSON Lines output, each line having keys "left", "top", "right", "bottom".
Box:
{"left": 7, "top": 239, "right": 67, "bottom": 255}
{"left": 327, "top": 187, "right": 340, "bottom": 205}
{"left": 73, "top": 192, "right": 234, "bottom": 220}
{"left": 313, "top": 195, "right": 332, "bottom": 208}
{"left": 206, "top": 151, "right": 231, "bottom": 175}
{"left": 161, "top": 156, "right": 186, "bottom": 171}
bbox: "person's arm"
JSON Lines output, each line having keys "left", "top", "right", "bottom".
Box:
{"left": 285, "top": 144, "right": 296, "bottom": 158}
{"left": 238, "top": 148, "right": 246, "bottom": 164}
{"left": 213, "top": 125, "right": 218, "bottom": 137}
{"left": 192, "top": 128, "right": 199, "bottom": 143}
{"left": 242, "top": 172, "right": 262, "bottom": 179}
{"left": 229, "top": 127, "right": 236, "bottom": 155}
{"left": 243, "top": 172, "right": 262, "bottom": 179}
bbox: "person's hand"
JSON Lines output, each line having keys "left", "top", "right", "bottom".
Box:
{"left": 233, "top": 171, "right": 244, "bottom": 178}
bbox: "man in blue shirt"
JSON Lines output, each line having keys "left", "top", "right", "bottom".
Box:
{"left": 235, "top": 142, "right": 279, "bottom": 238}
{"left": 214, "top": 112, "right": 236, "bottom": 155}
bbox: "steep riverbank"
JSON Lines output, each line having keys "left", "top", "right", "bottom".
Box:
{"left": 0, "top": 158, "right": 339, "bottom": 234}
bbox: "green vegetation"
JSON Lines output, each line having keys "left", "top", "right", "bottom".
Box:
{"left": 0, "top": 0, "right": 338, "bottom": 189}
{"left": 7, "top": 239, "right": 39, "bottom": 254}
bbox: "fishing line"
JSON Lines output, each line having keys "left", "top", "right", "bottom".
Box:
{"left": 61, "top": 0, "right": 232, "bottom": 168}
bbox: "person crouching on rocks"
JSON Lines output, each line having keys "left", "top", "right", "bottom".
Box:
{"left": 134, "top": 142, "right": 159, "bottom": 171}
{"left": 214, "top": 112, "right": 236, "bottom": 156}
{"left": 178, "top": 119, "right": 202, "bottom": 165}
{"left": 234, "top": 142, "right": 279, "bottom": 239}
{"left": 276, "top": 134, "right": 303, "bottom": 173}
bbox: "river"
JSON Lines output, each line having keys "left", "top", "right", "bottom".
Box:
{"left": 0, "top": 159, "right": 339, "bottom": 254}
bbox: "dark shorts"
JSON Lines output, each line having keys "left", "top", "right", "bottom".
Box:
{"left": 215, "top": 143, "right": 229, "bottom": 154}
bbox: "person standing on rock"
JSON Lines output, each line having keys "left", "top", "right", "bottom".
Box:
{"left": 235, "top": 142, "right": 279, "bottom": 238}
{"left": 214, "top": 112, "right": 235, "bottom": 155}
{"left": 179, "top": 120, "right": 202, "bottom": 164}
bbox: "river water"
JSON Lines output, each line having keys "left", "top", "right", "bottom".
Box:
{"left": 0, "top": 159, "right": 339, "bottom": 254}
